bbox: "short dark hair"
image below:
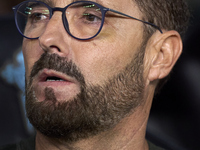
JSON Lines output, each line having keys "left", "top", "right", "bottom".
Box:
{"left": 134, "top": 0, "right": 190, "bottom": 93}
{"left": 134, "top": 0, "right": 190, "bottom": 38}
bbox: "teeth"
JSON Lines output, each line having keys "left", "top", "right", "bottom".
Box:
{"left": 46, "top": 77, "right": 65, "bottom": 82}
{"left": 46, "top": 79, "right": 65, "bottom": 82}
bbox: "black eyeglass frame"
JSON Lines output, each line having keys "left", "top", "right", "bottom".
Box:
{"left": 12, "top": 0, "right": 163, "bottom": 40}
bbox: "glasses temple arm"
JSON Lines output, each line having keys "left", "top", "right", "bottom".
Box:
{"left": 12, "top": 6, "right": 28, "bottom": 18}
{"left": 108, "top": 9, "right": 163, "bottom": 34}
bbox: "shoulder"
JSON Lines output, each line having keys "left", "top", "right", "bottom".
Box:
{"left": 0, "top": 136, "right": 35, "bottom": 150}
{"left": 148, "top": 141, "right": 165, "bottom": 150}
{"left": 0, "top": 144, "right": 17, "bottom": 150}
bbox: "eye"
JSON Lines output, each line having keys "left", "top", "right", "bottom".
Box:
{"left": 26, "top": 6, "right": 50, "bottom": 23}
{"left": 30, "top": 13, "right": 47, "bottom": 21}
{"left": 83, "top": 13, "right": 101, "bottom": 23}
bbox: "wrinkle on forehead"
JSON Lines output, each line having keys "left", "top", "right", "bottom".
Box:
{"left": 38, "top": 0, "right": 102, "bottom": 6}
{"left": 38, "top": 0, "right": 128, "bottom": 10}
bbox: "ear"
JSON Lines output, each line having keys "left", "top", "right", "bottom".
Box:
{"left": 147, "top": 30, "right": 182, "bottom": 82}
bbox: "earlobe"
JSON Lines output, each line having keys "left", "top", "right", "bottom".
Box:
{"left": 148, "top": 30, "right": 182, "bottom": 82}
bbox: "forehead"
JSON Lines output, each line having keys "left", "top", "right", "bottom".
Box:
{"left": 38, "top": 0, "right": 141, "bottom": 15}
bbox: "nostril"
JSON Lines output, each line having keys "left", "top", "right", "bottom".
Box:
{"left": 50, "top": 46, "right": 61, "bottom": 52}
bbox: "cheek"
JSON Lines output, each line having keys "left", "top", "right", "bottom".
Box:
{"left": 83, "top": 29, "right": 143, "bottom": 85}
{"left": 74, "top": 39, "right": 139, "bottom": 85}
{"left": 22, "top": 39, "right": 43, "bottom": 77}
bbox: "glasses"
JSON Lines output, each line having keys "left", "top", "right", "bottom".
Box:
{"left": 13, "top": 0, "right": 163, "bottom": 40}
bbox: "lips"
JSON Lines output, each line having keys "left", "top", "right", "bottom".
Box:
{"left": 31, "top": 68, "right": 81, "bottom": 102}
{"left": 36, "top": 69, "right": 73, "bottom": 84}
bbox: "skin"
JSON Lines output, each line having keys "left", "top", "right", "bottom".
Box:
{"left": 22, "top": 0, "right": 183, "bottom": 149}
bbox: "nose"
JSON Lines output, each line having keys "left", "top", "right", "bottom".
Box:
{"left": 38, "top": 12, "right": 72, "bottom": 55}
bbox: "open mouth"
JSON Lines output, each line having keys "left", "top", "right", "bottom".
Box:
{"left": 36, "top": 69, "right": 71, "bottom": 83}
{"left": 45, "top": 76, "right": 66, "bottom": 82}
{"left": 35, "top": 69, "right": 79, "bottom": 86}
{"left": 33, "top": 69, "right": 80, "bottom": 102}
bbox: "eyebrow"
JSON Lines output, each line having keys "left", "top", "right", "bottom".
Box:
{"left": 73, "top": 0, "right": 105, "bottom": 6}
{"left": 38, "top": 0, "right": 106, "bottom": 8}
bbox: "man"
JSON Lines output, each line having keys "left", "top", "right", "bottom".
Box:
{"left": 1, "top": 0, "right": 189, "bottom": 149}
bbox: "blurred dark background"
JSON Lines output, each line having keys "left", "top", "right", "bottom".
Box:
{"left": 0, "top": 0, "right": 200, "bottom": 150}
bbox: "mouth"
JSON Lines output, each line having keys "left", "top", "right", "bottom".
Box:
{"left": 31, "top": 69, "right": 80, "bottom": 101}
{"left": 31, "top": 69, "right": 81, "bottom": 102}
{"left": 36, "top": 69, "right": 75, "bottom": 84}
{"left": 45, "top": 76, "right": 66, "bottom": 82}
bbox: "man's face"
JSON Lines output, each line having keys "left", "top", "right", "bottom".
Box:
{"left": 23, "top": 0, "right": 147, "bottom": 141}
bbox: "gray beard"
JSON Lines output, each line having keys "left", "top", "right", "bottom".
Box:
{"left": 25, "top": 49, "right": 145, "bottom": 143}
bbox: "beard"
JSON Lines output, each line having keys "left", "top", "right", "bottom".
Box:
{"left": 25, "top": 47, "right": 145, "bottom": 142}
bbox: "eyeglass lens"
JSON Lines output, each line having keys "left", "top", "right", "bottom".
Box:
{"left": 16, "top": 1, "right": 103, "bottom": 40}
